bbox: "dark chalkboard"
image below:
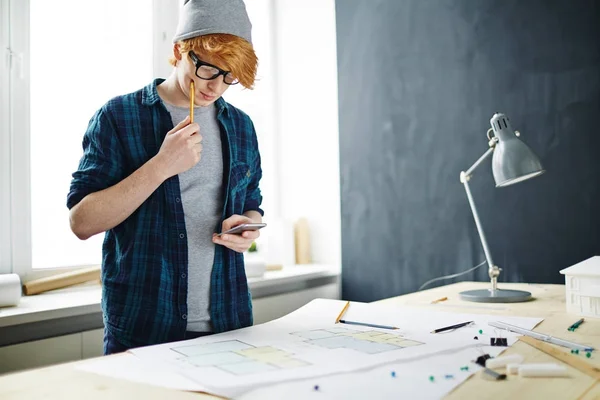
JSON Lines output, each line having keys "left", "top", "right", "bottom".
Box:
{"left": 336, "top": 0, "right": 600, "bottom": 302}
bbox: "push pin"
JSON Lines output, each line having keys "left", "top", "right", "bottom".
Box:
{"left": 429, "top": 376, "right": 435, "bottom": 382}
{"left": 474, "top": 336, "right": 479, "bottom": 340}
{"left": 391, "top": 371, "right": 396, "bottom": 378}
{"left": 460, "top": 366, "right": 469, "bottom": 371}
{"left": 314, "top": 385, "right": 319, "bottom": 391}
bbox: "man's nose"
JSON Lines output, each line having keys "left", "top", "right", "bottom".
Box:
{"left": 207, "top": 76, "right": 226, "bottom": 93}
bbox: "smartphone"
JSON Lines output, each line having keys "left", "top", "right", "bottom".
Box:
{"left": 217, "top": 223, "right": 267, "bottom": 236}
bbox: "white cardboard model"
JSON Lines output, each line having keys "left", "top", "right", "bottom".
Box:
{"left": 559, "top": 256, "right": 600, "bottom": 318}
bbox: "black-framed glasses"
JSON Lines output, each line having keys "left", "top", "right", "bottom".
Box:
{"left": 188, "top": 51, "right": 239, "bottom": 85}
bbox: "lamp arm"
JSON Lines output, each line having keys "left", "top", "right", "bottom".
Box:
{"left": 463, "top": 147, "right": 494, "bottom": 178}
{"left": 463, "top": 132, "right": 499, "bottom": 178}
{"left": 460, "top": 146, "right": 500, "bottom": 292}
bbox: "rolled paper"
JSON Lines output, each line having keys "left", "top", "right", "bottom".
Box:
{"left": 22, "top": 266, "right": 100, "bottom": 295}
{"left": 0, "top": 273, "right": 22, "bottom": 307}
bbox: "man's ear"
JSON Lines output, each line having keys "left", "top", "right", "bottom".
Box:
{"left": 173, "top": 44, "right": 183, "bottom": 62}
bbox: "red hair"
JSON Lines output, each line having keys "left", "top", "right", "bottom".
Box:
{"left": 170, "top": 34, "right": 258, "bottom": 89}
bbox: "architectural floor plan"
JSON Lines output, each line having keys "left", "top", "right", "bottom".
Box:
{"left": 170, "top": 327, "right": 424, "bottom": 376}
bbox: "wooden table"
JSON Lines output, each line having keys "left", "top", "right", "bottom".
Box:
{"left": 0, "top": 282, "right": 598, "bottom": 399}
{"left": 375, "top": 282, "right": 600, "bottom": 400}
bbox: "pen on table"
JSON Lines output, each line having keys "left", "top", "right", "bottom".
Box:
{"left": 189, "top": 80, "right": 195, "bottom": 123}
{"left": 568, "top": 318, "right": 585, "bottom": 332}
{"left": 339, "top": 320, "right": 399, "bottom": 330}
{"left": 430, "top": 321, "right": 474, "bottom": 334}
{"left": 335, "top": 301, "right": 350, "bottom": 323}
{"left": 431, "top": 296, "right": 448, "bottom": 304}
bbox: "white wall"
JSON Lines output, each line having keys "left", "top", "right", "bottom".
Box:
{"left": 274, "top": 0, "right": 341, "bottom": 268}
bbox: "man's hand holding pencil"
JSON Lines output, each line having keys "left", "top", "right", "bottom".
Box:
{"left": 153, "top": 80, "right": 202, "bottom": 179}
{"left": 154, "top": 114, "right": 202, "bottom": 180}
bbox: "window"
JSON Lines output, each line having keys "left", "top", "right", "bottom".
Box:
{"left": 0, "top": 0, "right": 277, "bottom": 275}
{"left": 29, "top": 0, "right": 153, "bottom": 269}
{"left": 223, "top": 0, "right": 276, "bottom": 219}
{"left": 570, "top": 276, "right": 579, "bottom": 291}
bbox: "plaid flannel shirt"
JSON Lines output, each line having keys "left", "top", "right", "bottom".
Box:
{"left": 67, "top": 79, "right": 263, "bottom": 347}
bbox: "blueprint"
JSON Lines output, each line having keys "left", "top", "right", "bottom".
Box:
{"left": 167, "top": 327, "right": 424, "bottom": 377}
{"left": 128, "top": 299, "right": 543, "bottom": 398}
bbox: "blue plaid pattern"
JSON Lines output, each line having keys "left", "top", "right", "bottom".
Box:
{"left": 67, "top": 79, "right": 263, "bottom": 348}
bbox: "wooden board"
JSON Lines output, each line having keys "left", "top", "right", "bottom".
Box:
{"left": 518, "top": 335, "right": 600, "bottom": 380}
{"left": 23, "top": 267, "right": 101, "bottom": 295}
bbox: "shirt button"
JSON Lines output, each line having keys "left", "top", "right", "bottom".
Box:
{"left": 182, "top": 314, "right": 187, "bottom": 320}
{"left": 181, "top": 273, "right": 186, "bottom": 279}
{"left": 176, "top": 197, "right": 181, "bottom": 203}
{"left": 179, "top": 233, "right": 185, "bottom": 239}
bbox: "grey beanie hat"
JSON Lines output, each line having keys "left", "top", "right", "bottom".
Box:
{"left": 173, "top": 0, "right": 252, "bottom": 45}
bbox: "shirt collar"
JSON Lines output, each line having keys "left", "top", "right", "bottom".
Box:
{"left": 142, "top": 78, "right": 230, "bottom": 117}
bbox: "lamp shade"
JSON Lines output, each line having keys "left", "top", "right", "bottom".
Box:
{"left": 489, "top": 113, "right": 545, "bottom": 187}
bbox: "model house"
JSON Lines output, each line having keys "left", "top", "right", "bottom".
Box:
{"left": 560, "top": 256, "right": 600, "bottom": 318}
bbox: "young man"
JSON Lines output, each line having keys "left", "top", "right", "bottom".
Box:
{"left": 67, "top": 0, "right": 263, "bottom": 354}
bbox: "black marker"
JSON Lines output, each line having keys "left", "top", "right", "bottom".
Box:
{"left": 430, "top": 321, "right": 473, "bottom": 334}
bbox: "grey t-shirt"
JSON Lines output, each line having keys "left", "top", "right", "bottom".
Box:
{"left": 163, "top": 101, "right": 223, "bottom": 332}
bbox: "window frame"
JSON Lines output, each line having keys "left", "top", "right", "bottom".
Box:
{"left": 1, "top": 0, "right": 31, "bottom": 277}
{"left": 0, "top": 0, "right": 11, "bottom": 275}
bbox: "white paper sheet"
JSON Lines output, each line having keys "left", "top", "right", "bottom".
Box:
{"left": 129, "top": 299, "right": 543, "bottom": 398}
{"left": 239, "top": 344, "right": 507, "bottom": 400}
{"left": 76, "top": 353, "right": 207, "bottom": 393}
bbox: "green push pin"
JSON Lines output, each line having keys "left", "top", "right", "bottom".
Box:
{"left": 586, "top": 352, "right": 592, "bottom": 358}
{"left": 460, "top": 366, "right": 469, "bottom": 371}
{"left": 429, "top": 376, "right": 435, "bottom": 382}
{"left": 478, "top": 329, "right": 483, "bottom": 335}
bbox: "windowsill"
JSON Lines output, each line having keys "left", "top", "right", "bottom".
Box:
{"left": 0, "top": 281, "right": 101, "bottom": 328}
{"left": 0, "top": 264, "right": 340, "bottom": 346}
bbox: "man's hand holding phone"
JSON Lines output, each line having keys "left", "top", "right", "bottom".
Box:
{"left": 212, "top": 214, "right": 265, "bottom": 253}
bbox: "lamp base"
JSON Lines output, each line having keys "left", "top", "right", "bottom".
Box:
{"left": 459, "top": 288, "right": 532, "bottom": 303}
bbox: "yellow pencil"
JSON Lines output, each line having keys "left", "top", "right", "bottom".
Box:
{"left": 431, "top": 296, "right": 448, "bottom": 304}
{"left": 189, "top": 80, "right": 195, "bottom": 123}
{"left": 335, "top": 301, "right": 350, "bottom": 324}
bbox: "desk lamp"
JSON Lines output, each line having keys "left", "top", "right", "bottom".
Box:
{"left": 459, "top": 113, "right": 544, "bottom": 302}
